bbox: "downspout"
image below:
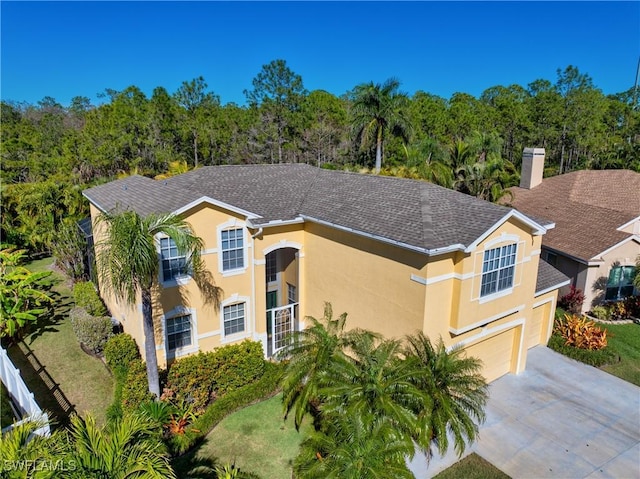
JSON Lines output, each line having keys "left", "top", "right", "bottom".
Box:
{"left": 249, "top": 225, "right": 263, "bottom": 356}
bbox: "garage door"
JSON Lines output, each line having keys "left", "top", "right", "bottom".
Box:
{"left": 464, "top": 328, "right": 517, "bottom": 382}
{"left": 526, "top": 305, "right": 545, "bottom": 349}
{"left": 527, "top": 301, "right": 554, "bottom": 350}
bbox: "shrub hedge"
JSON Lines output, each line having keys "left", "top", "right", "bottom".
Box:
{"left": 547, "top": 334, "right": 618, "bottom": 367}
{"left": 122, "top": 358, "right": 153, "bottom": 409}
{"left": 104, "top": 333, "right": 141, "bottom": 371}
{"left": 72, "top": 281, "right": 107, "bottom": 316}
{"left": 164, "top": 340, "right": 265, "bottom": 413}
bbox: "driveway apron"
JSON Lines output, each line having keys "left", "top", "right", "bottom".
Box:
{"left": 409, "top": 346, "right": 640, "bottom": 478}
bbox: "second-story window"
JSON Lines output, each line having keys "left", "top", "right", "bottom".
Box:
{"left": 160, "top": 237, "right": 187, "bottom": 282}
{"left": 481, "top": 244, "right": 517, "bottom": 297}
{"left": 221, "top": 228, "right": 244, "bottom": 271}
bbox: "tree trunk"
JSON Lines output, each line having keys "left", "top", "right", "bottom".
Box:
{"left": 141, "top": 288, "right": 161, "bottom": 399}
{"left": 375, "top": 129, "right": 383, "bottom": 174}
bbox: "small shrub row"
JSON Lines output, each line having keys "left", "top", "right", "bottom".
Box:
{"left": 69, "top": 307, "right": 113, "bottom": 355}
{"left": 171, "top": 361, "right": 285, "bottom": 456}
{"left": 547, "top": 334, "right": 618, "bottom": 367}
{"left": 122, "top": 358, "right": 154, "bottom": 409}
{"left": 554, "top": 314, "right": 608, "bottom": 350}
{"left": 104, "top": 333, "right": 144, "bottom": 422}
{"left": 591, "top": 296, "right": 640, "bottom": 321}
{"left": 72, "top": 281, "right": 108, "bottom": 316}
{"left": 164, "top": 340, "right": 265, "bottom": 413}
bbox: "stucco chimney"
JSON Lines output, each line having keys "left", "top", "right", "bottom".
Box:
{"left": 520, "top": 147, "right": 545, "bottom": 189}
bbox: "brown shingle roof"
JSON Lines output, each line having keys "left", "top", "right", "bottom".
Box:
{"left": 84, "top": 164, "right": 550, "bottom": 254}
{"left": 509, "top": 170, "right": 640, "bottom": 262}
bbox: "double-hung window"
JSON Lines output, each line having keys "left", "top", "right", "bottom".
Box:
{"left": 223, "top": 302, "right": 245, "bottom": 336}
{"left": 166, "top": 314, "right": 192, "bottom": 351}
{"left": 160, "top": 237, "right": 187, "bottom": 282}
{"left": 480, "top": 244, "right": 517, "bottom": 297}
{"left": 221, "top": 228, "right": 244, "bottom": 271}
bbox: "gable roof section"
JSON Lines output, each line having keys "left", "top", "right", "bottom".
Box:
{"left": 84, "top": 164, "right": 551, "bottom": 255}
{"left": 509, "top": 169, "right": 640, "bottom": 263}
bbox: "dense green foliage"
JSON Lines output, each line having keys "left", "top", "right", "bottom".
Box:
{"left": 2, "top": 62, "right": 638, "bottom": 256}
{"left": 104, "top": 333, "right": 141, "bottom": 371}
{"left": 164, "top": 340, "right": 265, "bottom": 413}
{"left": 0, "top": 248, "right": 53, "bottom": 339}
{"left": 281, "top": 303, "right": 488, "bottom": 478}
{"left": 72, "top": 280, "right": 107, "bottom": 316}
{"left": 122, "top": 359, "right": 155, "bottom": 409}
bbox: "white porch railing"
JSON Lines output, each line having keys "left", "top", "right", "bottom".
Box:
{"left": 266, "top": 303, "right": 298, "bottom": 357}
{"left": 0, "top": 345, "right": 50, "bottom": 436}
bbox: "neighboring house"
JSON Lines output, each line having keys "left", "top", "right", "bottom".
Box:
{"left": 509, "top": 148, "right": 640, "bottom": 313}
{"left": 83, "top": 164, "right": 568, "bottom": 382}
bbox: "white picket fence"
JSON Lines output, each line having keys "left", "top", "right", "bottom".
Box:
{"left": 0, "top": 345, "right": 50, "bottom": 436}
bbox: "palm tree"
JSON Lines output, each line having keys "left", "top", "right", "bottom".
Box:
{"left": 67, "top": 413, "right": 176, "bottom": 478}
{"left": 294, "top": 412, "right": 415, "bottom": 479}
{"left": 403, "top": 332, "right": 488, "bottom": 459}
{"left": 0, "top": 417, "right": 65, "bottom": 479}
{"left": 351, "top": 78, "right": 412, "bottom": 173}
{"left": 95, "top": 210, "right": 205, "bottom": 398}
{"left": 320, "top": 334, "right": 424, "bottom": 443}
{"left": 279, "top": 302, "right": 357, "bottom": 430}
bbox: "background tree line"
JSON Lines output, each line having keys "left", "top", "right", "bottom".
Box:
{"left": 2, "top": 60, "right": 639, "bottom": 255}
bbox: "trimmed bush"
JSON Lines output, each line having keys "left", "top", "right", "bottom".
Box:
{"left": 163, "top": 352, "right": 215, "bottom": 413}
{"left": 70, "top": 307, "right": 114, "bottom": 355}
{"left": 122, "top": 359, "right": 153, "bottom": 408}
{"left": 73, "top": 281, "right": 107, "bottom": 316}
{"left": 164, "top": 340, "right": 265, "bottom": 414}
{"left": 210, "top": 340, "right": 265, "bottom": 395}
{"left": 104, "top": 333, "right": 141, "bottom": 371}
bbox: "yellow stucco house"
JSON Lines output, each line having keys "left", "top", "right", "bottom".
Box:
{"left": 83, "top": 164, "right": 568, "bottom": 382}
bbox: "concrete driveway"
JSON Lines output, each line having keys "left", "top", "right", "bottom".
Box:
{"left": 409, "top": 346, "right": 640, "bottom": 478}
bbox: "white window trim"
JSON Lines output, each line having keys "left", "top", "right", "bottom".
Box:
{"left": 478, "top": 242, "right": 518, "bottom": 302}
{"left": 220, "top": 295, "right": 251, "bottom": 344}
{"left": 161, "top": 306, "right": 198, "bottom": 359}
{"left": 156, "top": 234, "right": 192, "bottom": 288}
{"left": 217, "top": 219, "right": 248, "bottom": 277}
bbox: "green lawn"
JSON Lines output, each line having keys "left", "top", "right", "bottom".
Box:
{"left": 600, "top": 322, "right": 640, "bottom": 386}
{"left": 194, "top": 393, "right": 310, "bottom": 479}
{"left": 1, "top": 382, "right": 16, "bottom": 428}
{"left": 433, "top": 453, "right": 510, "bottom": 479}
{"left": 5, "top": 257, "right": 114, "bottom": 427}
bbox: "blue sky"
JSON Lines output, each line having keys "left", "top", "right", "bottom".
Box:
{"left": 1, "top": 2, "right": 638, "bottom": 106}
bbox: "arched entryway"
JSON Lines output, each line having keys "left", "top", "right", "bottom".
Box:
{"left": 264, "top": 247, "right": 300, "bottom": 357}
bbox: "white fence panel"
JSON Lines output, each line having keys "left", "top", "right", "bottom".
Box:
{"left": 0, "top": 345, "right": 50, "bottom": 436}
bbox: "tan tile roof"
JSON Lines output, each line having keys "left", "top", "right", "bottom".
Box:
{"left": 509, "top": 170, "right": 640, "bottom": 262}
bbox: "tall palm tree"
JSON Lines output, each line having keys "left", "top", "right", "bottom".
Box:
{"left": 351, "top": 78, "right": 412, "bottom": 173}
{"left": 403, "top": 332, "right": 488, "bottom": 459}
{"left": 67, "top": 413, "right": 176, "bottom": 478}
{"left": 95, "top": 210, "right": 205, "bottom": 398}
